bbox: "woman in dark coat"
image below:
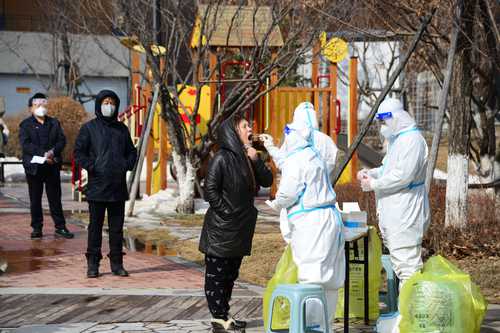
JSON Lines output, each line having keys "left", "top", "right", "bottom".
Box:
{"left": 199, "top": 114, "right": 273, "bottom": 332}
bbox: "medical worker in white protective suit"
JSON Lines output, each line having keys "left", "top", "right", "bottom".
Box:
{"left": 358, "top": 98, "right": 430, "bottom": 289}
{"left": 260, "top": 102, "right": 339, "bottom": 245}
{"left": 264, "top": 111, "right": 345, "bottom": 322}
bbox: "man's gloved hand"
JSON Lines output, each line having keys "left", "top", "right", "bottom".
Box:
{"left": 360, "top": 175, "right": 374, "bottom": 192}
{"left": 44, "top": 149, "right": 55, "bottom": 165}
{"left": 259, "top": 134, "right": 275, "bottom": 149}
{"left": 265, "top": 199, "right": 280, "bottom": 212}
{"left": 44, "top": 149, "right": 54, "bottom": 158}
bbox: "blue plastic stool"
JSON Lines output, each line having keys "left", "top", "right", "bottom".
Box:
{"left": 380, "top": 255, "right": 399, "bottom": 314}
{"left": 266, "top": 284, "right": 330, "bottom": 333}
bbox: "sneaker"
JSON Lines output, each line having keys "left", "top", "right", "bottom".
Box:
{"left": 55, "top": 228, "right": 74, "bottom": 239}
{"left": 31, "top": 229, "right": 43, "bottom": 239}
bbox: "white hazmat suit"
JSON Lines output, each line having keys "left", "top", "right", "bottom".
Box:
{"left": 261, "top": 102, "right": 339, "bottom": 243}
{"left": 266, "top": 118, "right": 345, "bottom": 321}
{"left": 359, "top": 98, "right": 430, "bottom": 287}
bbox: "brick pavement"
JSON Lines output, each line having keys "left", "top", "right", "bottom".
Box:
{"left": 0, "top": 192, "right": 230, "bottom": 291}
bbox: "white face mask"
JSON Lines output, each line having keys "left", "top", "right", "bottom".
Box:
{"left": 101, "top": 104, "right": 115, "bottom": 117}
{"left": 33, "top": 106, "right": 47, "bottom": 117}
{"left": 380, "top": 124, "right": 393, "bottom": 139}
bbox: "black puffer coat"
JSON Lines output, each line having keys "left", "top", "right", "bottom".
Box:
{"left": 199, "top": 119, "right": 273, "bottom": 258}
{"left": 19, "top": 116, "right": 66, "bottom": 175}
{"left": 73, "top": 90, "right": 137, "bottom": 202}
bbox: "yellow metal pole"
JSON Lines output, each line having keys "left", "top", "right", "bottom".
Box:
{"left": 348, "top": 57, "right": 358, "bottom": 182}
{"left": 160, "top": 112, "right": 168, "bottom": 190}
{"left": 330, "top": 63, "right": 338, "bottom": 143}
{"left": 146, "top": 132, "right": 154, "bottom": 196}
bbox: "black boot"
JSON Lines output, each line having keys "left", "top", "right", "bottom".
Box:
{"left": 86, "top": 254, "right": 101, "bottom": 278}
{"left": 31, "top": 229, "right": 43, "bottom": 239}
{"left": 229, "top": 317, "right": 247, "bottom": 329}
{"left": 108, "top": 253, "right": 129, "bottom": 277}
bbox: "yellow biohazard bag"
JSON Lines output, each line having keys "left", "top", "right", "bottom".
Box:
{"left": 399, "top": 255, "right": 487, "bottom": 333}
{"left": 335, "top": 226, "right": 382, "bottom": 320}
{"left": 263, "top": 244, "right": 298, "bottom": 330}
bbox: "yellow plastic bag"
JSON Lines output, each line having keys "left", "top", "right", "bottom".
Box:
{"left": 263, "top": 244, "right": 298, "bottom": 330}
{"left": 399, "top": 255, "right": 488, "bottom": 333}
{"left": 335, "top": 226, "right": 382, "bottom": 320}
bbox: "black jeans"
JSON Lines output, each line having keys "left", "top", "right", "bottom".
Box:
{"left": 87, "top": 201, "right": 125, "bottom": 258}
{"left": 26, "top": 165, "right": 66, "bottom": 230}
{"left": 204, "top": 255, "right": 243, "bottom": 320}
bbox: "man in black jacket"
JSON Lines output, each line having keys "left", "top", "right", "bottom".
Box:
{"left": 19, "top": 93, "right": 74, "bottom": 239}
{"left": 74, "top": 90, "right": 137, "bottom": 278}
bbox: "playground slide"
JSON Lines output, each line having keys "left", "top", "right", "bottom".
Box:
{"left": 336, "top": 134, "right": 383, "bottom": 168}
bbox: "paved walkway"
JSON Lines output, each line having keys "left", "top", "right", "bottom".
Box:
{"left": 0, "top": 188, "right": 264, "bottom": 332}
{"left": 0, "top": 181, "right": 88, "bottom": 213}
{"left": 1, "top": 183, "right": 499, "bottom": 333}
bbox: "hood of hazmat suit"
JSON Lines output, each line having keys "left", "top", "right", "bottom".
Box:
{"left": 368, "top": 97, "right": 430, "bottom": 283}
{"left": 267, "top": 102, "right": 338, "bottom": 173}
{"left": 268, "top": 120, "right": 345, "bottom": 319}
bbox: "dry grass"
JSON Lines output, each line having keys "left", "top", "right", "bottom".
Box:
{"left": 424, "top": 185, "right": 499, "bottom": 259}
{"left": 162, "top": 222, "right": 285, "bottom": 286}
{"left": 174, "top": 239, "right": 204, "bottom": 265}
{"left": 126, "top": 227, "right": 177, "bottom": 243}
{"left": 3, "top": 114, "right": 24, "bottom": 158}
{"left": 70, "top": 212, "right": 90, "bottom": 224}
{"left": 239, "top": 233, "right": 286, "bottom": 286}
{"left": 452, "top": 257, "right": 500, "bottom": 304}
{"left": 161, "top": 215, "right": 204, "bottom": 227}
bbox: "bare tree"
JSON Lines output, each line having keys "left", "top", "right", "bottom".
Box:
{"left": 446, "top": 0, "right": 476, "bottom": 228}
{"left": 71, "top": 0, "right": 342, "bottom": 213}
{"left": 473, "top": 0, "right": 499, "bottom": 193}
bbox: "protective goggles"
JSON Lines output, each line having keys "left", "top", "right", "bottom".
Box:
{"left": 32, "top": 98, "right": 48, "bottom": 106}
{"left": 284, "top": 125, "right": 292, "bottom": 135}
{"left": 375, "top": 112, "right": 392, "bottom": 121}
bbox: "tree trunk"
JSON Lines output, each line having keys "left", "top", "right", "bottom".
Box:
{"left": 478, "top": 0, "right": 500, "bottom": 205}
{"left": 445, "top": 0, "right": 477, "bottom": 228}
{"left": 425, "top": 25, "right": 458, "bottom": 193}
{"left": 496, "top": 151, "right": 500, "bottom": 210}
{"left": 157, "top": 86, "right": 196, "bottom": 214}
{"left": 172, "top": 150, "right": 195, "bottom": 214}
